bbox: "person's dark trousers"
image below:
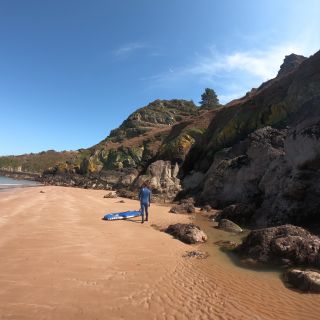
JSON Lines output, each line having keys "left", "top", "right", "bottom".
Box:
{"left": 141, "top": 203, "right": 149, "bottom": 223}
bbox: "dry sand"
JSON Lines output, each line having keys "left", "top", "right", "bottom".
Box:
{"left": 0, "top": 186, "right": 320, "bottom": 320}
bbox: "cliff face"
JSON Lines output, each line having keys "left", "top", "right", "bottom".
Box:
{"left": 78, "top": 99, "right": 203, "bottom": 175}
{"left": 41, "top": 99, "right": 212, "bottom": 199}
{"left": 182, "top": 50, "right": 320, "bottom": 227}
{"left": 0, "top": 99, "right": 211, "bottom": 199}
{"left": 183, "top": 51, "right": 319, "bottom": 175}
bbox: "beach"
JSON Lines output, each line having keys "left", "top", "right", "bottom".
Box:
{"left": 1, "top": 186, "right": 320, "bottom": 320}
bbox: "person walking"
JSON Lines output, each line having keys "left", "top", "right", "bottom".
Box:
{"left": 139, "top": 182, "right": 151, "bottom": 224}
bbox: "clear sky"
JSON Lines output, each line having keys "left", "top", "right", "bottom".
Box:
{"left": 0, "top": 0, "right": 319, "bottom": 155}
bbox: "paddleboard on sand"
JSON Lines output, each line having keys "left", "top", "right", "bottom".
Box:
{"left": 103, "top": 210, "right": 142, "bottom": 221}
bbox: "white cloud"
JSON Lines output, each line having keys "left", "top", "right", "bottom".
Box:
{"left": 144, "top": 39, "right": 319, "bottom": 104}
{"left": 113, "top": 42, "right": 148, "bottom": 57}
{"left": 184, "top": 42, "right": 318, "bottom": 81}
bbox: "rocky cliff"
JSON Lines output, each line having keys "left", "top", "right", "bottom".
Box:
{"left": 1, "top": 50, "right": 319, "bottom": 229}
{"left": 182, "top": 50, "right": 320, "bottom": 227}
{"left": 8, "top": 99, "right": 212, "bottom": 200}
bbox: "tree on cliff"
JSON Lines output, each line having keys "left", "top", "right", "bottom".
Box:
{"left": 199, "top": 88, "right": 220, "bottom": 109}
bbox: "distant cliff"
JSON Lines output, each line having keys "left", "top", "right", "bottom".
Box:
{"left": 0, "top": 150, "right": 78, "bottom": 174}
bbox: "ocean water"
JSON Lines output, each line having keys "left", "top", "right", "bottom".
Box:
{"left": 0, "top": 175, "right": 40, "bottom": 191}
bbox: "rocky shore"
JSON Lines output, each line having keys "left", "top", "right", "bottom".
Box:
{"left": 1, "top": 51, "right": 320, "bottom": 295}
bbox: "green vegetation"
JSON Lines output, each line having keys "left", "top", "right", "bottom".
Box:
{"left": 199, "top": 88, "right": 220, "bottom": 110}
{"left": 0, "top": 150, "right": 79, "bottom": 174}
{"left": 104, "top": 99, "right": 198, "bottom": 143}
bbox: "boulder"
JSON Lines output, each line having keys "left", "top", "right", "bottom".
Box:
{"left": 220, "top": 203, "right": 255, "bottom": 225}
{"left": 214, "top": 240, "right": 238, "bottom": 250}
{"left": 285, "top": 269, "right": 320, "bottom": 293}
{"left": 218, "top": 219, "right": 243, "bottom": 233}
{"left": 236, "top": 224, "right": 320, "bottom": 267}
{"left": 165, "top": 223, "right": 208, "bottom": 244}
{"left": 169, "top": 198, "right": 195, "bottom": 214}
{"left": 135, "top": 160, "right": 181, "bottom": 201}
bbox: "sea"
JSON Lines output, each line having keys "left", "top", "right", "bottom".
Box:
{"left": 0, "top": 175, "right": 40, "bottom": 191}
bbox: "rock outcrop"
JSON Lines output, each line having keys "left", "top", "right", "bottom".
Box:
{"left": 165, "top": 223, "right": 208, "bottom": 244}
{"left": 236, "top": 224, "right": 320, "bottom": 267}
{"left": 192, "top": 115, "right": 320, "bottom": 227}
{"left": 277, "top": 54, "right": 307, "bottom": 77}
{"left": 135, "top": 160, "right": 181, "bottom": 200}
{"left": 181, "top": 50, "right": 320, "bottom": 227}
{"left": 199, "top": 126, "right": 286, "bottom": 207}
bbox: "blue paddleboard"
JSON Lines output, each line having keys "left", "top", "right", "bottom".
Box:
{"left": 103, "top": 210, "right": 141, "bottom": 221}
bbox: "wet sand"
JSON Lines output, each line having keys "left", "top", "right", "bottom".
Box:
{"left": 0, "top": 186, "right": 319, "bottom": 320}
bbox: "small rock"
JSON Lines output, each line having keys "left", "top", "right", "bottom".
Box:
{"left": 117, "top": 200, "right": 125, "bottom": 203}
{"left": 116, "top": 189, "right": 138, "bottom": 200}
{"left": 201, "top": 209, "right": 221, "bottom": 221}
{"left": 165, "top": 223, "right": 208, "bottom": 244}
{"left": 214, "top": 240, "right": 238, "bottom": 250}
{"left": 200, "top": 205, "right": 212, "bottom": 212}
{"left": 104, "top": 192, "right": 117, "bottom": 199}
{"left": 39, "top": 190, "right": 45, "bottom": 194}
{"left": 239, "top": 258, "right": 261, "bottom": 268}
{"left": 169, "top": 199, "right": 195, "bottom": 214}
{"left": 285, "top": 269, "right": 320, "bottom": 293}
{"left": 169, "top": 206, "right": 178, "bottom": 213}
{"left": 218, "top": 219, "right": 243, "bottom": 233}
{"left": 183, "top": 251, "right": 209, "bottom": 259}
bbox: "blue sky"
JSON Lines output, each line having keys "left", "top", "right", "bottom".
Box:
{"left": 0, "top": 0, "right": 319, "bottom": 155}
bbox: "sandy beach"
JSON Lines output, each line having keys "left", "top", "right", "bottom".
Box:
{"left": 1, "top": 186, "right": 320, "bottom": 320}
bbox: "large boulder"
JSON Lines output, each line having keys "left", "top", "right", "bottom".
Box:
{"left": 135, "top": 160, "right": 181, "bottom": 200}
{"left": 165, "top": 223, "right": 208, "bottom": 244}
{"left": 236, "top": 224, "right": 320, "bottom": 267}
{"left": 285, "top": 269, "right": 320, "bottom": 293}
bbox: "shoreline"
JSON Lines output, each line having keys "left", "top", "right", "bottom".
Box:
{"left": 0, "top": 170, "right": 41, "bottom": 181}
{"left": 0, "top": 186, "right": 320, "bottom": 319}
